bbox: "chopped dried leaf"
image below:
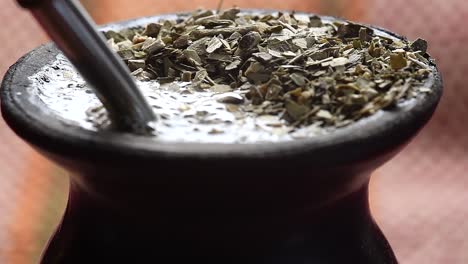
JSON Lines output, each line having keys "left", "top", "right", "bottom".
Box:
{"left": 322, "top": 57, "right": 349, "bottom": 67}
{"left": 309, "top": 16, "right": 323, "bottom": 27}
{"left": 353, "top": 39, "right": 362, "bottom": 49}
{"left": 181, "top": 71, "right": 192, "bottom": 82}
{"left": 285, "top": 99, "right": 310, "bottom": 120}
{"left": 206, "top": 36, "right": 223, "bottom": 53}
{"left": 253, "top": 52, "right": 273, "bottom": 62}
{"left": 338, "top": 23, "right": 373, "bottom": 40}
{"left": 390, "top": 52, "right": 407, "bottom": 70}
{"left": 183, "top": 49, "right": 202, "bottom": 65}
{"left": 220, "top": 8, "right": 240, "bottom": 20}
{"left": 292, "top": 38, "right": 308, "bottom": 49}
{"left": 128, "top": 59, "right": 145, "bottom": 71}
{"left": 290, "top": 73, "right": 308, "bottom": 86}
{"left": 208, "top": 53, "right": 232, "bottom": 62}
{"left": 142, "top": 38, "right": 165, "bottom": 53}
{"left": 283, "top": 51, "right": 297, "bottom": 57}
{"left": 142, "top": 23, "right": 162, "bottom": 37}
{"left": 265, "top": 83, "right": 283, "bottom": 100}
{"left": 191, "top": 25, "right": 258, "bottom": 39}
{"left": 368, "top": 40, "right": 382, "bottom": 57}
{"left": 104, "top": 10, "right": 434, "bottom": 131}
{"left": 316, "top": 109, "right": 333, "bottom": 119}
{"left": 410, "top": 38, "right": 428, "bottom": 54}
{"left": 104, "top": 30, "right": 126, "bottom": 43}
{"left": 173, "top": 35, "right": 190, "bottom": 48}
{"left": 239, "top": 31, "right": 262, "bottom": 50}
{"left": 117, "top": 49, "right": 135, "bottom": 60}
{"left": 225, "top": 60, "right": 241, "bottom": 70}
{"left": 268, "top": 49, "right": 283, "bottom": 58}
{"left": 193, "top": 69, "right": 208, "bottom": 83}
{"left": 359, "top": 27, "right": 372, "bottom": 42}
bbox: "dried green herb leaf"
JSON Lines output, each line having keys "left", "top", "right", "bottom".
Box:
{"left": 322, "top": 57, "right": 349, "bottom": 68}
{"left": 173, "top": 35, "right": 190, "bottom": 49}
{"left": 245, "top": 62, "right": 264, "bottom": 75}
{"left": 338, "top": 23, "right": 372, "bottom": 39}
{"left": 359, "top": 27, "right": 371, "bottom": 42}
{"left": 265, "top": 25, "right": 284, "bottom": 34}
{"left": 268, "top": 49, "right": 284, "bottom": 58}
{"left": 410, "top": 38, "right": 428, "bottom": 54}
{"left": 104, "top": 30, "right": 126, "bottom": 43}
{"left": 285, "top": 99, "right": 310, "bottom": 120}
{"left": 220, "top": 38, "right": 231, "bottom": 50}
{"left": 220, "top": 7, "right": 240, "bottom": 20}
{"left": 368, "top": 40, "right": 382, "bottom": 58}
{"left": 309, "top": 15, "right": 323, "bottom": 27}
{"left": 245, "top": 62, "right": 270, "bottom": 83}
{"left": 131, "top": 68, "right": 144, "bottom": 76}
{"left": 407, "top": 56, "right": 429, "bottom": 69}
{"left": 316, "top": 109, "right": 333, "bottom": 119}
{"left": 187, "top": 37, "right": 210, "bottom": 55}
{"left": 142, "top": 38, "right": 165, "bottom": 54}
{"left": 225, "top": 60, "right": 241, "bottom": 70}
{"left": 227, "top": 32, "right": 242, "bottom": 41}
{"left": 183, "top": 49, "right": 202, "bottom": 65}
{"left": 292, "top": 38, "right": 308, "bottom": 49}
{"left": 116, "top": 40, "right": 133, "bottom": 50}
{"left": 182, "top": 71, "right": 192, "bottom": 82}
{"left": 117, "top": 49, "right": 135, "bottom": 60}
{"left": 193, "top": 69, "right": 208, "bottom": 83}
{"left": 390, "top": 52, "right": 407, "bottom": 70}
{"left": 191, "top": 26, "right": 259, "bottom": 39}
{"left": 192, "top": 9, "right": 214, "bottom": 20}
{"left": 265, "top": 83, "right": 283, "bottom": 100}
{"left": 128, "top": 59, "right": 146, "bottom": 71}
{"left": 239, "top": 31, "right": 262, "bottom": 50}
{"left": 247, "top": 73, "right": 270, "bottom": 83}
{"left": 290, "top": 73, "right": 308, "bottom": 86}
{"left": 133, "top": 51, "right": 147, "bottom": 59}
{"left": 104, "top": 9, "right": 434, "bottom": 132}
{"left": 253, "top": 52, "right": 273, "bottom": 62}
{"left": 353, "top": 39, "right": 362, "bottom": 49}
{"left": 142, "top": 23, "right": 162, "bottom": 37}
{"left": 206, "top": 36, "right": 223, "bottom": 53}
{"left": 283, "top": 51, "right": 297, "bottom": 57}
{"left": 208, "top": 53, "right": 232, "bottom": 62}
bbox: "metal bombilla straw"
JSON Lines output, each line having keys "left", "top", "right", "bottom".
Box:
{"left": 16, "top": 0, "right": 156, "bottom": 134}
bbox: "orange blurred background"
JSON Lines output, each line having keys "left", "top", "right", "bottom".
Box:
{"left": 0, "top": 0, "right": 467, "bottom": 263}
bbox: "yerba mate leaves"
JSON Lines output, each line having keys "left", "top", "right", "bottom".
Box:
{"left": 104, "top": 9, "right": 433, "bottom": 131}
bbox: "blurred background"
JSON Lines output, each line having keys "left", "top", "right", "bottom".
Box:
{"left": 0, "top": 0, "right": 467, "bottom": 263}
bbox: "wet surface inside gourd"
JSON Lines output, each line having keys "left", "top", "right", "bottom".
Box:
{"left": 31, "top": 54, "right": 327, "bottom": 143}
